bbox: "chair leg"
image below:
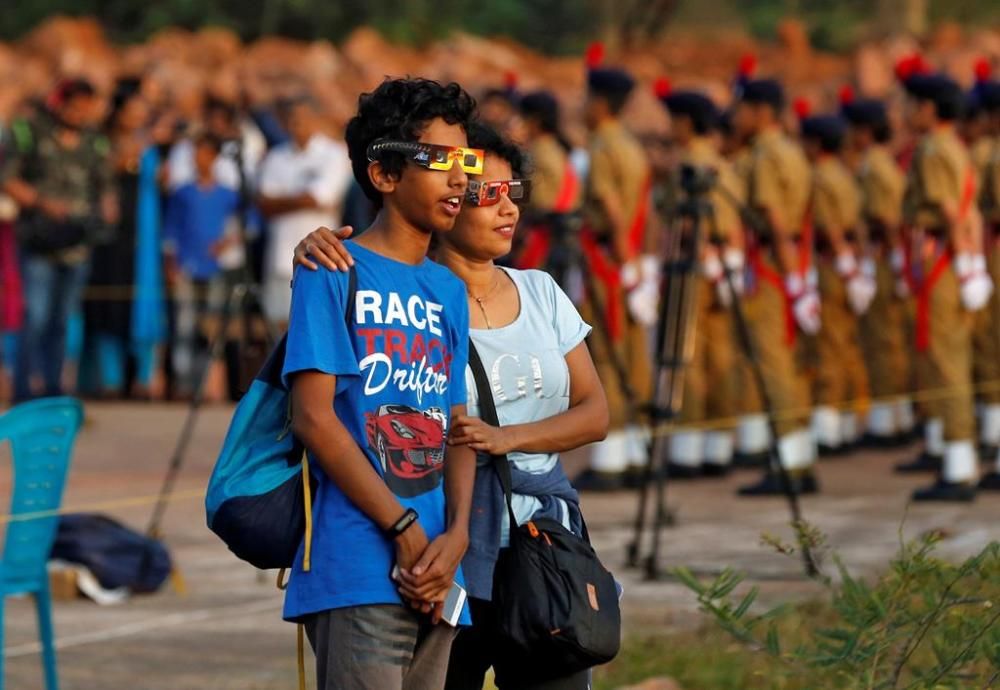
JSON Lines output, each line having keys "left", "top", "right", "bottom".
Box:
{"left": 0, "top": 596, "right": 6, "bottom": 690}
{"left": 34, "top": 588, "right": 58, "bottom": 690}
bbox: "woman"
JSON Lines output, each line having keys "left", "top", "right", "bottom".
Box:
{"left": 293, "top": 122, "right": 609, "bottom": 690}
{"left": 81, "top": 79, "right": 165, "bottom": 399}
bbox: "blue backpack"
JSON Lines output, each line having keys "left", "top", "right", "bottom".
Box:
{"left": 206, "top": 267, "right": 356, "bottom": 571}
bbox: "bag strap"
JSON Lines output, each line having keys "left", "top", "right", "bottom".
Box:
{"left": 467, "top": 340, "right": 519, "bottom": 531}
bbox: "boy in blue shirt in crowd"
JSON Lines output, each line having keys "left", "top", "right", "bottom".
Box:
{"left": 162, "top": 133, "right": 243, "bottom": 397}
{"left": 282, "top": 79, "right": 479, "bottom": 690}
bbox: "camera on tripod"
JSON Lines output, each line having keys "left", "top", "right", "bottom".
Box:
{"left": 679, "top": 163, "right": 718, "bottom": 197}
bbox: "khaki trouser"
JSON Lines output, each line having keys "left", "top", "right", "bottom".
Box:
{"left": 815, "top": 262, "right": 869, "bottom": 410}
{"left": 916, "top": 263, "right": 975, "bottom": 441}
{"left": 972, "top": 243, "right": 1000, "bottom": 405}
{"left": 742, "top": 263, "right": 810, "bottom": 437}
{"left": 579, "top": 273, "right": 653, "bottom": 431}
{"left": 679, "top": 283, "right": 739, "bottom": 426}
{"left": 860, "top": 259, "right": 912, "bottom": 399}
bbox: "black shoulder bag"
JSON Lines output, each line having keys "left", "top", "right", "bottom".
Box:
{"left": 467, "top": 341, "right": 621, "bottom": 679}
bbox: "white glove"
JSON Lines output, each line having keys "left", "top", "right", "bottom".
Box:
{"left": 621, "top": 254, "right": 659, "bottom": 291}
{"left": 889, "top": 246, "right": 906, "bottom": 273}
{"left": 846, "top": 274, "right": 877, "bottom": 315}
{"left": 955, "top": 253, "right": 994, "bottom": 311}
{"left": 834, "top": 252, "right": 858, "bottom": 278}
{"left": 786, "top": 273, "right": 821, "bottom": 335}
{"left": 627, "top": 279, "right": 660, "bottom": 326}
{"left": 722, "top": 247, "right": 746, "bottom": 296}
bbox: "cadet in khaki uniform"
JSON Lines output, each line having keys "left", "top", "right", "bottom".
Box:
{"left": 657, "top": 89, "right": 744, "bottom": 478}
{"left": 732, "top": 79, "right": 818, "bottom": 495}
{"left": 967, "top": 81, "right": 1000, "bottom": 466}
{"left": 800, "top": 115, "right": 873, "bottom": 455}
{"left": 902, "top": 74, "right": 994, "bottom": 502}
{"left": 573, "top": 49, "right": 655, "bottom": 491}
{"left": 842, "top": 100, "right": 915, "bottom": 449}
{"left": 513, "top": 90, "right": 581, "bottom": 288}
{"left": 721, "top": 111, "right": 774, "bottom": 466}
{"left": 978, "top": 81, "right": 1000, "bottom": 490}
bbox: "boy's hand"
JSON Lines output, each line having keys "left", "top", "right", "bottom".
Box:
{"left": 396, "top": 528, "right": 468, "bottom": 607}
{"left": 210, "top": 236, "right": 236, "bottom": 258}
{"left": 293, "top": 225, "right": 355, "bottom": 272}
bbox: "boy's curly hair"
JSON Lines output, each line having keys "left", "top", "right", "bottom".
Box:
{"left": 346, "top": 78, "right": 477, "bottom": 208}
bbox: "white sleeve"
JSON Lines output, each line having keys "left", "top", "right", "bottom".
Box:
{"left": 257, "top": 150, "right": 284, "bottom": 196}
{"left": 307, "top": 142, "right": 353, "bottom": 208}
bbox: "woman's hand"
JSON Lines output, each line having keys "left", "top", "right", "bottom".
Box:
{"left": 292, "top": 225, "right": 355, "bottom": 272}
{"left": 448, "top": 414, "right": 518, "bottom": 455}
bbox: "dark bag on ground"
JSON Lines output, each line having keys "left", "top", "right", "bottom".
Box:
{"left": 49, "top": 513, "right": 172, "bottom": 593}
{"left": 467, "top": 342, "right": 621, "bottom": 679}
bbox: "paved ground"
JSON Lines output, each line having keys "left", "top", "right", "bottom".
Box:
{"left": 2, "top": 402, "right": 997, "bottom": 689}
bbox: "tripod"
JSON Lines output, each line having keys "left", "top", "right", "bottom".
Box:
{"left": 145, "top": 138, "right": 275, "bottom": 554}
{"left": 626, "top": 165, "right": 709, "bottom": 579}
{"left": 628, "top": 164, "right": 818, "bottom": 579}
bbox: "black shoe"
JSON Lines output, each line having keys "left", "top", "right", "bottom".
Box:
{"left": 623, "top": 466, "right": 645, "bottom": 490}
{"left": 911, "top": 479, "right": 976, "bottom": 502}
{"left": 665, "top": 463, "right": 703, "bottom": 480}
{"left": 818, "top": 443, "right": 851, "bottom": 458}
{"left": 978, "top": 472, "right": 1000, "bottom": 491}
{"left": 980, "top": 444, "right": 998, "bottom": 463}
{"left": 732, "top": 450, "right": 769, "bottom": 469}
{"left": 738, "top": 471, "right": 819, "bottom": 496}
{"left": 572, "top": 469, "right": 625, "bottom": 493}
{"left": 894, "top": 452, "right": 942, "bottom": 474}
{"left": 701, "top": 463, "right": 732, "bottom": 478}
{"left": 861, "top": 432, "right": 907, "bottom": 449}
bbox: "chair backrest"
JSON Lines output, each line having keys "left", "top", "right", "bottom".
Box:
{"left": 0, "top": 397, "right": 84, "bottom": 593}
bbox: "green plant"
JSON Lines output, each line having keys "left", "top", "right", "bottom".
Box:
{"left": 674, "top": 524, "right": 1000, "bottom": 689}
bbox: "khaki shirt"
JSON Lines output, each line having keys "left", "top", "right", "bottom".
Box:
{"left": 981, "top": 137, "right": 1000, "bottom": 225}
{"left": 585, "top": 119, "right": 651, "bottom": 252}
{"left": 812, "top": 155, "right": 861, "bottom": 239}
{"left": 528, "top": 134, "right": 579, "bottom": 213}
{"left": 858, "top": 146, "right": 905, "bottom": 230}
{"left": 680, "top": 137, "right": 743, "bottom": 243}
{"left": 903, "top": 126, "right": 975, "bottom": 231}
{"left": 746, "top": 127, "right": 812, "bottom": 237}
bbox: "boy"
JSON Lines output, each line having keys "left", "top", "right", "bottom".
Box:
{"left": 282, "top": 78, "right": 478, "bottom": 690}
{"left": 162, "top": 133, "right": 242, "bottom": 398}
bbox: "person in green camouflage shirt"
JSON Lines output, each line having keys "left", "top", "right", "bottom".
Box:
{"left": 0, "top": 78, "right": 116, "bottom": 401}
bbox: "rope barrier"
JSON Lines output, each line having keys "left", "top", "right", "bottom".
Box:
{"left": 0, "top": 378, "right": 996, "bottom": 526}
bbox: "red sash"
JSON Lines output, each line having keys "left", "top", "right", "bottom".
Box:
{"left": 581, "top": 232, "right": 624, "bottom": 341}
{"left": 910, "top": 165, "right": 976, "bottom": 352}
{"left": 515, "top": 163, "right": 579, "bottom": 270}
{"left": 749, "top": 243, "right": 796, "bottom": 346}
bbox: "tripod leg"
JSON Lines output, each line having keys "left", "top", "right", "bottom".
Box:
{"left": 145, "top": 283, "right": 243, "bottom": 539}
{"left": 721, "top": 264, "right": 818, "bottom": 577}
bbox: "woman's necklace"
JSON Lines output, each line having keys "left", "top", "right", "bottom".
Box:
{"left": 467, "top": 268, "right": 503, "bottom": 329}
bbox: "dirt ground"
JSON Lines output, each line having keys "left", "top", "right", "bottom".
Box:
{"left": 2, "top": 402, "right": 997, "bottom": 690}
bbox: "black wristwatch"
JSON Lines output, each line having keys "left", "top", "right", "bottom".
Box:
{"left": 385, "top": 508, "right": 419, "bottom": 540}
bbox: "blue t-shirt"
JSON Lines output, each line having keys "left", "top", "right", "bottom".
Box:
{"left": 162, "top": 183, "right": 240, "bottom": 279}
{"left": 281, "top": 240, "right": 471, "bottom": 622}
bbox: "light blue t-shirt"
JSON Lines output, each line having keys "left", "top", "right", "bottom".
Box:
{"left": 281, "top": 241, "right": 471, "bottom": 622}
{"left": 464, "top": 268, "right": 591, "bottom": 545}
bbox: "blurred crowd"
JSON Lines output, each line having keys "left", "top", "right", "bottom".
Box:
{"left": 0, "top": 18, "right": 999, "bottom": 502}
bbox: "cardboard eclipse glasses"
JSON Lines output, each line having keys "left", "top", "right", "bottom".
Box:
{"left": 465, "top": 179, "right": 532, "bottom": 207}
{"left": 367, "top": 140, "right": 485, "bottom": 175}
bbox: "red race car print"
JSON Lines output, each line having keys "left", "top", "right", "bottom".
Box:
{"left": 365, "top": 404, "right": 447, "bottom": 498}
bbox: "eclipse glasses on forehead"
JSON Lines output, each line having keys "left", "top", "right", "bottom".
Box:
{"left": 466, "top": 179, "right": 532, "bottom": 207}
{"left": 367, "top": 140, "right": 485, "bottom": 175}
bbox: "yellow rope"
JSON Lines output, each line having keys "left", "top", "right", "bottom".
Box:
{"left": 297, "top": 623, "right": 307, "bottom": 690}
{"left": 0, "top": 488, "right": 205, "bottom": 525}
{"left": 301, "top": 458, "right": 313, "bottom": 573}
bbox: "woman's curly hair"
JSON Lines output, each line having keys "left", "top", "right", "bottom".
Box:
{"left": 464, "top": 120, "right": 529, "bottom": 180}
{"left": 346, "top": 78, "right": 477, "bottom": 208}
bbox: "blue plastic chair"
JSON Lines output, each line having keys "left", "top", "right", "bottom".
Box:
{"left": 0, "top": 397, "right": 84, "bottom": 690}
